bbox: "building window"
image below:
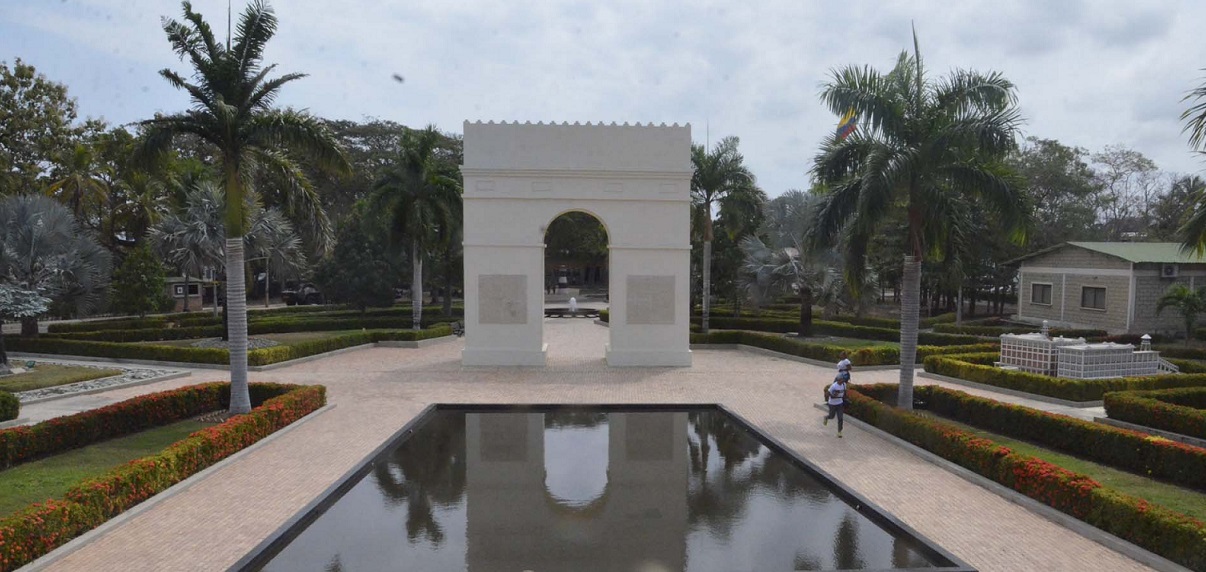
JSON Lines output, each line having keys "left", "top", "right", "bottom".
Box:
{"left": 1031, "top": 283, "right": 1052, "bottom": 305}
{"left": 1081, "top": 286, "right": 1106, "bottom": 310}
{"left": 187, "top": 284, "right": 200, "bottom": 296}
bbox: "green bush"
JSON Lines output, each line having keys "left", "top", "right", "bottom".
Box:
{"left": 932, "top": 323, "right": 1107, "bottom": 338}
{"left": 108, "top": 246, "right": 169, "bottom": 318}
{"left": 246, "top": 326, "right": 451, "bottom": 366}
{"left": 919, "top": 312, "right": 958, "bottom": 328}
{"left": 0, "top": 391, "right": 17, "bottom": 422}
{"left": 689, "top": 330, "right": 998, "bottom": 366}
{"left": 687, "top": 315, "right": 983, "bottom": 346}
{"left": 1168, "top": 358, "right": 1206, "bottom": 374}
{"left": 924, "top": 354, "right": 1206, "bottom": 402}
{"left": 1154, "top": 345, "right": 1206, "bottom": 360}
{"left": 47, "top": 317, "right": 169, "bottom": 333}
{"left": 845, "top": 384, "right": 1206, "bottom": 571}
{"left": 0, "top": 382, "right": 325, "bottom": 570}
{"left": 1104, "top": 388, "right": 1206, "bottom": 441}
{"left": 7, "top": 336, "right": 230, "bottom": 364}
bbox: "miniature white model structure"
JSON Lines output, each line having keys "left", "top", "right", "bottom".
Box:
{"left": 999, "top": 323, "right": 1173, "bottom": 379}
{"left": 460, "top": 121, "right": 692, "bottom": 367}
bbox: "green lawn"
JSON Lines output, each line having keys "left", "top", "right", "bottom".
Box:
{"left": 0, "top": 364, "right": 123, "bottom": 393}
{"left": 0, "top": 419, "right": 209, "bottom": 517}
{"left": 135, "top": 330, "right": 361, "bottom": 348}
{"left": 922, "top": 412, "right": 1206, "bottom": 521}
{"left": 797, "top": 336, "right": 899, "bottom": 350}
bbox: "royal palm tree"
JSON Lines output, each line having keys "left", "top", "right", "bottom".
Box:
{"left": 1156, "top": 283, "right": 1206, "bottom": 345}
{"left": 1183, "top": 70, "right": 1206, "bottom": 154}
{"left": 371, "top": 126, "right": 462, "bottom": 331}
{"left": 692, "top": 136, "right": 761, "bottom": 333}
{"left": 139, "top": 0, "right": 348, "bottom": 414}
{"left": 812, "top": 32, "right": 1027, "bottom": 409}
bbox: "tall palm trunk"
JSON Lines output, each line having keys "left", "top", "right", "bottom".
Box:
{"left": 20, "top": 317, "right": 37, "bottom": 338}
{"left": 798, "top": 286, "right": 813, "bottom": 337}
{"left": 898, "top": 255, "right": 921, "bottom": 410}
{"left": 701, "top": 213, "right": 713, "bottom": 334}
{"left": 0, "top": 321, "right": 8, "bottom": 366}
{"left": 443, "top": 244, "right": 453, "bottom": 317}
{"left": 183, "top": 272, "right": 191, "bottom": 312}
{"left": 412, "top": 241, "right": 423, "bottom": 330}
{"left": 226, "top": 237, "right": 251, "bottom": 414}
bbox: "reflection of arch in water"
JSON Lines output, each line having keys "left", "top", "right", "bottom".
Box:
{"left": 542, "top": 411, "right": 611, "bottom": 518}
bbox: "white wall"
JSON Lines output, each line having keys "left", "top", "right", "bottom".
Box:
{"left": 461, "top": 121, "right": 693, "bottom": 366}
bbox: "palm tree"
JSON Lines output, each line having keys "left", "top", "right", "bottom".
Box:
{"left": 811, "top": 31, "right": 1027, "bottom": 409}
{"left": 139, "top": 0, "right": 348, "bottom": 414}
{"left": 371, "top": 126, "right": 462, "bottom": 331}
{"left": 691, "top": 136, "right": 761, "bottom": 333}
{"left": 0, "top": 195, "right": 111, "bottom": 336}
{"left": 1182, "top": 70, "right": 1206, "bottom": 154}
{"left": 46, "top": 143, "right": 108, "bottom": 224}
{"left": 1156, "top": 284, "right": 1206, "bottom": 345}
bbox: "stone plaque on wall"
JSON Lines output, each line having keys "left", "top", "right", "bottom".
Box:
{"left": 479, "top": 274, "right": 527, "bottom": 324}
{"left": 626, "top": 275, "right": 675, "bottom": 325}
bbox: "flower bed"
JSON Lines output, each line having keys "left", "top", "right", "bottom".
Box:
{"left": 1104, "top": 388, "right": 1206, "bottom": 442}
{"left": 845, "top": 384, "right": 1206, "bottom": 571}
{"left": 0, "top": 382, "right": 325, "bottom": 570}
{"left": 689, "top": 330, "right": 997, "bottom": 366}
{"left": 8, "top": 326, "right": 452, "bottom": 367}
{"left": 923, "top": 353, "right": 1206, "bottom": 402}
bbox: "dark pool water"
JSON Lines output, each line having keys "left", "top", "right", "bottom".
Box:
{"left": 253, "top": 408, "right": 963, "bottom": 571}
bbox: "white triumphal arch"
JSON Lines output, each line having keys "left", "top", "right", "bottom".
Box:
{"left": 461, "top": 121, "right": 692, "bottom": 367}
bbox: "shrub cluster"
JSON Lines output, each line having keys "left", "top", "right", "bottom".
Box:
{"left": 845, "top": 385, "right": 1206, "bottom": 571}
{"left": 932, "top": 323, "right": 1107, "bottom": 338}
{"left": 0, "top": 382, "right": 325, "bottom": 571}
{"left": 246, "top": 326, "right": 451, "bottom": 366}
{"left": 0, "top": 391, "right": 17, "bottom": 422}
{"left": 689, "top": 330, "right": 997, "bottom": 366}
{"left": 924, "top": 354, "right": 1206, "bottom": 402}
{"left": 685, "top": 316, "right": 983, "bottom": 346}
{"left": 1104, "top": 388, "right": 1206, "bottom": 442}
{"left": 908, "top": 384, "right": 1206, "bottom": 490}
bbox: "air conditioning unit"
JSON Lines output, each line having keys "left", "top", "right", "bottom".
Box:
{"left": 1161, "top": 264, "right": 1179, "bottom": 279}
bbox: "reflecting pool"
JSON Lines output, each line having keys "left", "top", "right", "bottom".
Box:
{"left": 247, "top": 407, "right": 971, "bottom": 571}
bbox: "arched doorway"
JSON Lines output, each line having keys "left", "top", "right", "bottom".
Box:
{"left": 543, "top": 209, "right": 609, "bottom": 302}
{"left": 460, "top": 121, "right": 693, "bottom": 366}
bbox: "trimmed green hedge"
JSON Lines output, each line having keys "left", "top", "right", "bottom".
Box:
{"left": 932, "top": 322, "right": 1107, "bottom": 338}
{"left": 0, "top": 391, "right": 17, "bottom": 422}
{"left": 686, "top": 316, "right": 983, "bottom": 346}
{"left": 1154, "top": 345, "right": 1206, "bottom": 360}
{"left": 0, "top": 382, "right": 325, "bottom": 570}
{"left": 1169, "top": 358, "right": 1206, "bottom": 374}
{"left": 1104, "top": 388, "right": 1206, "bottom": 442}
{"left": 846, "top": 384, "right": 1206, "bottom": 571}
{"left": 924, "top": 353, "right": 1206, "bottom": 402}
{"left": 11, "top": 327, "right": 453, "bottom": 367}
{"left": 908, "top": 384, "right": 1206, "bottom": 490}
{"left": 689, "top": 330, "right": 997, "bottom": 366}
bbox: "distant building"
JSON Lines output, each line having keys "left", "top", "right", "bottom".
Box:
{"left": 1010, "top": 242, "right": 1205, "bottom": 335}
{"left": 165, "top": 276, "right": 210, "bottom": 312}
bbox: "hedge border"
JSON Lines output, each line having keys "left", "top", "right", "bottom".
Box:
{"left": 690, "top": 330, "right": 997, "bottom": 367}
{"left": 44, "top": 304, "right": 465, "bottom": 334}
{"left": 924, "top": 353, "right": 1206, "bottom": 402}
{"left": 0, "top": 382, "right": 326, "bottom": 571}
{"left": 1104, "top": 388, "right": 1206, "bottom": 442}
{"left": 845, "top": 384, "right": 1206, "bottom": 571}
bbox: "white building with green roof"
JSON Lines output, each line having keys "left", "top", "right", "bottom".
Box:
{"left": 1011, "top": 242, "right": 1205, "bottom": 335}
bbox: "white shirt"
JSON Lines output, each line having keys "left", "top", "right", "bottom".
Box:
{"left": 837, "top": 358, "right": 852, "bottom": 372}
{"left": 827, "top": 381, "right": 848, "bottom": 406}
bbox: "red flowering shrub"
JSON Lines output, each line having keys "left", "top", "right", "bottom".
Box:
{"left": 0, "top": 382, "right": 325, "bottom": 571}
{"left": 1104, "top": 387, "right": 1206, "bottom": 442}
{"left": 845, "top": 385, "right": 1206, "bottom": 571}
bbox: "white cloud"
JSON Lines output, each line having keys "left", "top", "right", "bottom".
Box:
{"left": 2, "top": 0, "right": 1205, "bottom": 194}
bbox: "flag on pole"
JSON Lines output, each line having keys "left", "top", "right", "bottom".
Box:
{"left": 835, "top": 108, "right": 857, "bottom": 141}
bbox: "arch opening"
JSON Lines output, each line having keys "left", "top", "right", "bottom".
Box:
{"left": 543, "top": 210, "right": 610, "bottom": 301}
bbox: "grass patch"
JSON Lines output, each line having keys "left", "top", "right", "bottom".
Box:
{"left": 134, "top": 330, "right": 360, "bottom": 348}
{"left": 0, "top": 364, "right": 122, "bottom": 393}
{"left": 924, "top": 412, "right": 1206, "bottom": 522}
{"left": 0, "top": 419, "right": 209, "bottom": 517}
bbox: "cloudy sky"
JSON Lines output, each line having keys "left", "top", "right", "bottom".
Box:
{"left": 3, "top": 0, "right": 1205, "bottom": 195}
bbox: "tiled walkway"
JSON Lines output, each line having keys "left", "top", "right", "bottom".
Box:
{"left": 35, "top": 320, "right": 1153, "bottom": 571}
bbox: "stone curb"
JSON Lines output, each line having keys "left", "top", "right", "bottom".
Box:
{"left": 1094, "top": 416, "right": 1206, "bottom": 449}
{"left": 811, "top": 402, "right": 1191, "bottom": 572}
{"left": 18, "top": 371, "right": 192, "bottom": 406}
{"left": 0, "top": 417, "right": 30, "bottom": 429}
{"left": 9, "top": 336, "right": 455, "bottom": 373}
{"left": 21, "top": 403, "right": 337, "bottom": 572}
{"left": 918, "top": 371, "right": 1103, "bottom": 408}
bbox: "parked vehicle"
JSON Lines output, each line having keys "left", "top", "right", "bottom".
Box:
{"left": 282, "top": 282, "right": 324, "bottom": 306}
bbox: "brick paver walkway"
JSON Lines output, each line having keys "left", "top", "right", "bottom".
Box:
{"left": 35, "top": 320, "right": 1153, "bottom": 571}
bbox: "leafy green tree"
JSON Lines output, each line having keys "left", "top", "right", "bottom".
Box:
{"left": 0, "top": 59, "right": 79, "bottom": 195}
{"left": 371, "top": 125, "right": 462, "bottom": 330}
{"left": 812, "top": 32, "right": 1028, "bottom": 409}
{"left": 1156, "top": 283, "right": 1206, "bottom": 344}
{"left": 1007, "top": 137, "right": 1101, "bottom": 249}
{"left": 0, "top": 194, "right": 111, "bottom": 336}
{"left": 139, "top": 0, "right": 349, "bottom": 414}
{"left": 110, "top": 246, "right": 170, "bottom": 317}
{"left": 691, "top": 136, "right": 763, "bottom": 333}
{"left": 314, "top": 219, "right": 396, "bottom": 314}
{"left": 1152, "top": 175, "right": 1203, "bottom": 241}
{"left": 1091, "top": 145, "right": 1160, "bottom": 240}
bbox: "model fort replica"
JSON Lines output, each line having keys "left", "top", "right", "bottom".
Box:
{"left": 997, "top": 321, "right": 1177, "bottom": 379}
{"left": 460, "top": 121, "right": 693, "bottom": 367}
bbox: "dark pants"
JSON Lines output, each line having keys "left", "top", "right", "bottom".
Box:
{"left": 826, "top": 403, "right": 844, "bottom": 431}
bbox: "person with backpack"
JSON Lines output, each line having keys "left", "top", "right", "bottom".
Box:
{"left": 823, "top": 370, "right": 850, "bottom": 438}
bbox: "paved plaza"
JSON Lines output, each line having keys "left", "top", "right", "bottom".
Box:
{"left": 25, "top": 319, "right": 1154, "bottom": 571}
